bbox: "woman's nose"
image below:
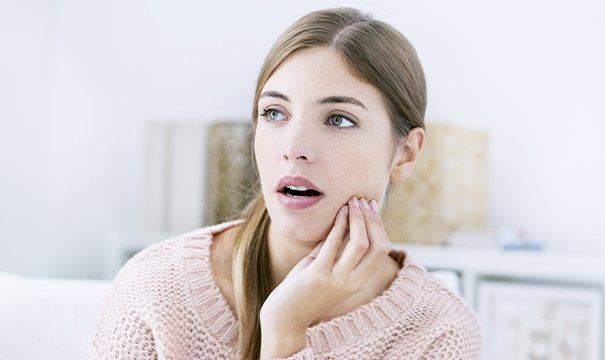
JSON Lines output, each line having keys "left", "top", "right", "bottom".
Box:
{"left": 282, "top": 121, "right": 317, "bottom": 163}
{"left": 283, "top": 143, "right": 315, "bottom": 162}
{"left": 283, "top": 151, "right": 312, "bottom": 162}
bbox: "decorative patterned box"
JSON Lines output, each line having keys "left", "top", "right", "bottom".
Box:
{"left": 382, "top": 123, "right": 489, "bottom": 244}
{"left": 477, "top": 280, "right": 602, "bottom": 360}
{"left": 204, "top": 121, "right": 256, "bottom": 226}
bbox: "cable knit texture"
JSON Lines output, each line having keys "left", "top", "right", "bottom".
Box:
{"left": 88, "top": 219, "right": 482, "bottom": 359}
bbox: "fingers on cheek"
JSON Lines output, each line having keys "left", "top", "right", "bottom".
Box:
{"left": 358, "top": 198, "right": 369, "bottom": 213}
{"left": 361, "top": 198, "right": 390, "bottom": 248}
{"left": 359, "top": 198, "right": 380, "bottom": 222}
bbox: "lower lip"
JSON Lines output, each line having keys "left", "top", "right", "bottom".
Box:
{"left": 277, "top": 192, "right": 324, "bottom": 210}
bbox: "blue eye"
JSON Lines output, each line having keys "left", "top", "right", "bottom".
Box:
{"left": 326, "top": 114, "right": 356, "bottom": 128}
{"left": 259, "top": 107, "right": 286, "bottom": 122}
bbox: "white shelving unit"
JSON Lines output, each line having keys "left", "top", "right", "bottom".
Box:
{"left": 394, "top": 243, "right": 605, "bottom": 359}
{"left": 394, "top": 243, "right": 605, "bottom": 305}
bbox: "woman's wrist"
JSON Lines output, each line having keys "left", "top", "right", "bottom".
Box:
{"left": 260, "top": 324, "right": 308, "bottom": 359}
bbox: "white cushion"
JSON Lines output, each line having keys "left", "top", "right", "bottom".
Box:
{"left": 0, "top": 271, "right": 112, "bottom": 360}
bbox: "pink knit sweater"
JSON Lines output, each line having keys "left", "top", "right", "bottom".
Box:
{"left": 88, "top": 219, "right": 482, "bottom": 359}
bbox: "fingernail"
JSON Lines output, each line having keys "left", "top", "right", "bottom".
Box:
{"left": 360, "top": 198, "right": 370, "bottom": 210}
{"left": 344, "top": 205, "right": 349, "bottom": 217}
{"left": 352, "top": 197, "right": 360, "bottom": 208}
{"left": 370, "top": 199, "right": 379, "bottom": 213}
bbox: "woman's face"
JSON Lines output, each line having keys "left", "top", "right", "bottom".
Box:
{"left": 254, "top": 46, "right": 398, "bottom": 242}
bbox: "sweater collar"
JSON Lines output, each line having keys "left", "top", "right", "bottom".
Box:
{"left": 181, "top": 219, "right": 428, "bottom": 354}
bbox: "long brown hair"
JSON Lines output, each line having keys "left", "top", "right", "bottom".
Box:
{"left": 230, "top": 7, "right": 426, "bottom": 359}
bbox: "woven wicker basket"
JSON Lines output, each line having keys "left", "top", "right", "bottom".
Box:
{"left": 204, "top": 122, "right": 256, "bottom": 226}
{"left": 382, "top": 123, "right": 489, "bottom": 245}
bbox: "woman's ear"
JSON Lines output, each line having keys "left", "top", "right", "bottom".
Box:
{"left": 389, "top": 127, "right": 425, "bottom": 184}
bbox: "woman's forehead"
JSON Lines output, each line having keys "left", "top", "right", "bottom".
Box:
{"left": 260, "top": 47, "right": 383, "bottom": 110}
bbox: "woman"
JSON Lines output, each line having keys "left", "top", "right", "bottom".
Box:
{"left": 90, "top": 7, "right": 482, "bottom": 359}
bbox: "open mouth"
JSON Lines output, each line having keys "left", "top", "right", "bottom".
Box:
{"left": 278, "top": 186, "right": 323, "bottom": 197}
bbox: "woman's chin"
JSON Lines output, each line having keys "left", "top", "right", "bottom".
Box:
{"left": 274, "top": 216, "right": 331, "bottom": 242}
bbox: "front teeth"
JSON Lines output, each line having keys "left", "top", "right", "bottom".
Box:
{"left": 286, "top": 185, "right": 308, "bottom": 191}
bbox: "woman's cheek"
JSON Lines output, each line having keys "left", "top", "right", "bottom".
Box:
{"left": 254, "top": 130, "right": 275, "bottom": 165}
{"left": 347, "top": 156, "right": 387, "bottom": 201}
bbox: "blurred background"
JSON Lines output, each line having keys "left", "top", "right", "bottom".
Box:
{"left": 1, "top": 0, "right": 604, "bottom": 359}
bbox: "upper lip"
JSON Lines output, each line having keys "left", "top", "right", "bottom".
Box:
{"left": 276, "top": 176, "right": 324, "bottom": 194}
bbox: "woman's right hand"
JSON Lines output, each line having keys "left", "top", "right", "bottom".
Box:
{"left": 259, "top": 195, "right": 392, "bottom": 335}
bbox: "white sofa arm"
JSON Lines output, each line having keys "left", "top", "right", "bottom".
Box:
{"left": 0, "top": 272, "right": 112, "bottom": 360}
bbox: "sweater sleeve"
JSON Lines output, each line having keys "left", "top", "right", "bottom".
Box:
{"left": 418, "top": 320, "right": 483, "bottom": 360}
{"left": 268, "top": 346, "right": 314, "bottom": 359}
{"left": 87, "top": 257, "right": 159, "bottom": 360}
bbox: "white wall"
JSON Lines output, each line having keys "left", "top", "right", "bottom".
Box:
{"left": 0, "top": 0, "right": 56, "bottom": 275}
{"left": 1, "top": 0, "right": 603, "bottom": 279}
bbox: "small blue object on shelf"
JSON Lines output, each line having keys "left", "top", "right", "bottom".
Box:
{"left": 501, "top": 242, "right": 544, "bottom": 251}
{"left": 495, "top": 227, "right": 544, "bottom": 251}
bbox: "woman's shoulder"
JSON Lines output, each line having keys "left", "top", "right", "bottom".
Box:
{"left": 377, "top": 256, "right": 482, "bottom": 357}
{"left": 401, "top": 259, "right": 482, "bottom": 343}
{"left": 110, "top": 219, "right": 247, "bottom": 302}
{"left": 90, "top": 222, "right": 241, "bottom": 359}
{"left": 412, "top": 270, "right": 483, "bottom": 357}
{"left": 380, "top": 252, "right": 481, "bottom": 335}
{"left": 107, "top": 226, "right": 212, "bottom": 298}
{"left": 105, "top": 237, "right": 189, "bottom": 311}
{"left": 113, "top": 233, "right": 189, "bottom": 283}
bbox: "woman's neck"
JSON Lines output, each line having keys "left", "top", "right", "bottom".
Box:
{"left": 266, "top": 221, "right": 323, "bottom": 290}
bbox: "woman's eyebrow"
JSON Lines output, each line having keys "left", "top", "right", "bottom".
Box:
{"left": 318, "top": 96, "right": 367, "bottom": 110}
{"left": 260, "top": 90, "right": 290, "bottom": 102}
{"left": 259, "top": 90, "right": 367, "bottom": 110}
